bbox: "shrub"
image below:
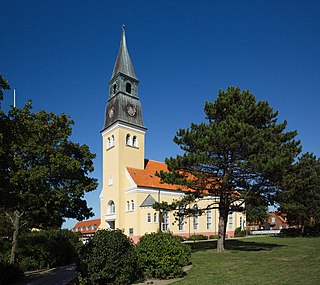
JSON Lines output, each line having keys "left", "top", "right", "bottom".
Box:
{"left": 77, "top": 229, "right": 143, "bottom": 285}
{"left": 187, "top": 234, "right": 208, "bottom": 241}
{"left": 17, "top": 229, "right": 80, "bottom": 271}
{"left": 0, "top": 260, "right": 24, "bottom": 284}
{"left": 136, "top": 231, "right": 191, "bottom": 279}
{"left": 234, "top": 227, "right": 246, "bottom": 237}
{"left": 209, "top": 235, "right": 218, "bottom": 239}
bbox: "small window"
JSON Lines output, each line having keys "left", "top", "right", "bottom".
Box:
{"left": 178, "top": 206, "right": 185, "bottom": 231}
{"left": 131, "top": 200, "right": 135, "bottom": 211}
{"left": 108, "top": 176, "right": 113, "bottom": 186}
{"left": 129, "top": 228, "right": 134, "bottom": 236}
{"left": 133, "top": 136, "right": 138, "bottom": 147}
{"left": 147, "top": 213, "right": 151, "bottom": 223}
{"left": 108, "top": 200, "right": 115, "bottom": 214}
{"left": 154, "top": 213, "right": 158, "bottom": 223}
{"left": 206, "top": 210, "right": 212, "bottom": 230}
{"left": 126, "top": 201, "right": 130, "bottom": 211}
{"left": 228, "top": 215, "right": 233, "bottom": 230}
{"left": 126, "top": 134, "right": 132, "bottom": 146}
{"left": 193, "top": 204, "right": 199, "bottom": 230}
{"left": 126, "top": 82, "right": 132, "bottom": 94}
{"left": 162, "top": 212, "right": 169, "bottom": 231}
{"left": 113, "top": 83, "right": 117, "bottom": 94}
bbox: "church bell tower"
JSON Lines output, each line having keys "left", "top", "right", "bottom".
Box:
{"left": 100, "top": 25, "right": 146, "bottom": 230}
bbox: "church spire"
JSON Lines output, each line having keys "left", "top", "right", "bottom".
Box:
{"left": 103, "top": 25, "right": 145, "bottom": 132}
{"left": 111, "top": 24, "right": 137, "bottom": 80}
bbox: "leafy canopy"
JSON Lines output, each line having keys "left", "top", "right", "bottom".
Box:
{"left": 0, "top": 101, "right": 98, "bottom": 228}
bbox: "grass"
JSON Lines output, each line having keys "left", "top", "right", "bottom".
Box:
{"left": 174, "top": 236, "right": 320, "bottom": 285}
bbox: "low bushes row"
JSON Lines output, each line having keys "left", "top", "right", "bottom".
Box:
{"left": 16, "top": 229, "right": 81, "bottom": 271}
{"left": 77, "top": 230, "right": 191, "bottom": 284}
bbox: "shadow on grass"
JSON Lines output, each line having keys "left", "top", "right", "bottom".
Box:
{"left": 186, "top": 238, "right": 285, "bottom": 253}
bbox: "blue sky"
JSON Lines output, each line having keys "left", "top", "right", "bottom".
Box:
{"left": 1, "top": 0, "right": 320, "bottom": 229}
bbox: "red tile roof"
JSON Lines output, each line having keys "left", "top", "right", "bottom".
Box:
{"left": 73, "top": 218, "right": 100, "bottom": 234}
{"left": 127, "top": 159, "right": 189, "bottom": 191}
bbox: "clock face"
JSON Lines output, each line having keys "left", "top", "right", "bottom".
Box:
{"left": 127, "top": 104, "right": 136, "bottom": 117}
{"left": 108, "top": 106, "right": 115, "bottom": 118}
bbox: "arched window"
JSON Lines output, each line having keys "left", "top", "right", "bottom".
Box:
{"left": 107, "top": 137, "right": 111, "bottom": 149}
{"left": 108, "top": 200, "right": 115, "bottom": 214}
{"left": 153, "top": 212, "right": 158, "bottom": 223}
{"left": 147, "top": 213, "right": 151, "bottom": 223}
{"left": 111, "top": 135, "right": 115, "bottom": 147}
{"left": 131, "top": 200, "right": 135, "bottom": 211}
{"left": 113, "top": 83, "right": 117, "bottom": 94}
{"left": 132, "top": 136, "right": 138, "bottom": 147}
{"left": 126, "top": 201, "right": 130, "bottom": 211}
{"left": 126, "top": 134, "right": 132, "bottom": 146}
{"left": 126, "top": 82, "right": 131, "bottom": 94}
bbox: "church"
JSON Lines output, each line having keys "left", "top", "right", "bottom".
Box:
{"left": 99, "top": 26, "right": 245, "bottom": 242}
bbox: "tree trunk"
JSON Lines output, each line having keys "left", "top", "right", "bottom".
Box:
{"left": 10, "top": 210, "right": 20, "bottom": 264}
{"left": 217, "top": 207, "right": 228, "bottom": 253}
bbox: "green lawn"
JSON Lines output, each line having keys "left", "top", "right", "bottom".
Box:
{"left": 174, "top": 236, "right": 320, "bottom": 285}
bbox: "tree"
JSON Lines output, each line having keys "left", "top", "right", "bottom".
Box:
{"left": 0, "top": 73, "right": 10, "bottom": 109}
{"left": 245, "top": 198, "right": 269, "bottom": 226}
{"left": 157, "top": 87, "right": 300, "bottom": 252}
{"left": 0, "top": 101, "right": 98, "bottom": 264}
{"left": 279, "top": 152, "right": 320, "bottom": 234}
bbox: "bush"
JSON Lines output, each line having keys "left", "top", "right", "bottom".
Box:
{"left": 234, "top": 227, "right": 246, "bottom": 237}
{"left": 0, "top": 260, "right": 24, "bottom": 284}
{"left": 77, "top": 229, "right": 142, "bottom": 285}
{"left": 136, "top": 231, "right": 191, "bottom": 279}
{"left": 209, "top": 235, "right": 218, "bottom": 239}
{"left": 187, "top": 234, "right": 208, "bottom": 241}
{"left": 17, "top": 229, "right": 80, "bottom": 271}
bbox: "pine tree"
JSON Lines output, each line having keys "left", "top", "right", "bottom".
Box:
{"left": 158, "top": 87, "right": 300, "bottom": 252}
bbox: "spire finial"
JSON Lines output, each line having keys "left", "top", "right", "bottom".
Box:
{"left": 111, "top": 24, "right": 137, "bottom": 80}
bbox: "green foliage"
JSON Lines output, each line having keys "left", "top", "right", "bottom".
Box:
{"left": 0, "top": 100, "right": 97, "bottom": 263}
{"left": 78, "top": 229, "right": 142, "bottom": 285}
{"left": 0, "top": 260, "right": 24, "bottom": 284}
{"left": 234, "top": 227, "right": 246, "bottom": 237}
{"left": 187, "top": 234, "right": 208, "bottom": 241}
{"left": 209, "top": 235, "right": 218, "bottom": 239}
{"left": 0, "top": 73, "right": 10, "bottom": 105}
{"left": 279, "top": 152, "right": 320, "bottom": 229}
{"left": 157, "top": 87, "right": 301, "bottom": 251}
{"left": 16, "top": 229, "right": 80, "bottom": 271}
{"left": 136, "top": 231, "right": 191, "bottom": 279}
{"left": 0, "top": 101, "right": 97, "bottom": 228}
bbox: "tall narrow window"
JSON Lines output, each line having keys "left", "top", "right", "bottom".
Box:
{"left": 108, "top": 201, "right": 115, "bottom": 214}
{"left": 162, "top": 211, "right": 169, "bottom": 231}
{"left": 193, "top": 204, "right": 199, "bottom": 230}
{"left": 131, "top": 200, "right": 135, "bottom": 211}
{"left": 228, "top": 215, "right": 233, "bottom": 230}
{"left": 240, "top": 217, "right": 243, "bottom": 230}
{"left": 178, "top": 206, "right": 185, "bottom": 231}
{"left": 126, "top": 82, "right": 132, "bottom": 94}
{"left": 153, "top": 212, "right": 158, "bottom": 223}
{"left": 206, "top": 210, "right": 212, "bottom": 230}
{"left": 132, "top": 136, "right": 138, "bottom": 147}
{"left": 147, "top": 213, "right": 151, "bottom": 223}
{"left": 126, "top": 134, "right": 132, "bottom": 146}
{"left": 126, "top": 201, "right": 130, "bottom": 211}
{"left": 113, "top": 83, "right": 117, "bottom": 94}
